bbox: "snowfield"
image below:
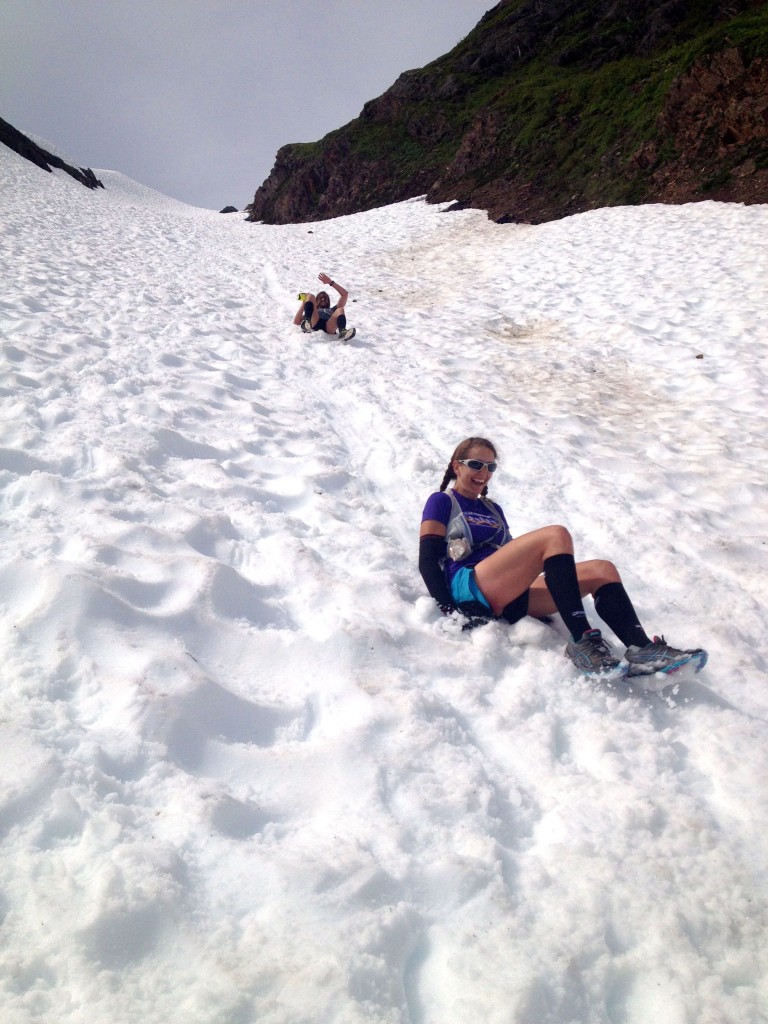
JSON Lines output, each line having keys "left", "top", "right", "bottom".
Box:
{"left": 1, "top": 139, "right": 768, "bottom": 1024}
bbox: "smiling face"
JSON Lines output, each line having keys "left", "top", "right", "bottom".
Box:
{"left": 317, "top": 291, "right": 331, "bottom": 309}
{"left": 452, "top": 442, "right": 497, "bottom": 499}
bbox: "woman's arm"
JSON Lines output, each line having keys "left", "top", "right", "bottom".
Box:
{"left": 318, "top": 272, "right": 348, "bottom": 309}
{"left": 418, "top": 519, "right": 454, "bottom": 613}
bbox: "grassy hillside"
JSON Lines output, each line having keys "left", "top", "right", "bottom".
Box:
{"left": 246, "top": 0, "right": 768, "bottom": 223}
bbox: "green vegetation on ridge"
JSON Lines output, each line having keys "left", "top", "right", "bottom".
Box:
{"left": 248, "top": 0, "right": 768, "bottom": 222}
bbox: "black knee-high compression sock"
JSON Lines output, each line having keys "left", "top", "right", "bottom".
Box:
{"left": 543, "top": 553, "right": 590, "bottom": 642}
{"left": 336, "top": 313, "right": 347, "bottom": 331}
{"left": 303, "top": 300, "right": 315, "bottom": 318}
{"left": 594, "top": 582, "right": 652, "bottom": 649}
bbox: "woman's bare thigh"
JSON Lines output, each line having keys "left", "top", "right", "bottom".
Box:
{"left": 474, "top": 527, "right": 568, "bottom": 615}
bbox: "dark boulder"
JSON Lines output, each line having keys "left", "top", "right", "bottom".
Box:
{"left": 0, "top": 116, "right": 104, "bottom": 190}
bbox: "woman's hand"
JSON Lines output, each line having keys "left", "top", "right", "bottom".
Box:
{"left": 318, "top": 272, "right": 348, "bottom": 304}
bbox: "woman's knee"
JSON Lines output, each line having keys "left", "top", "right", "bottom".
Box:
{"left": 580, "top": 558, "right": 620, "bottom": 585}
{"left": 543, "top": 524, "right": 573, "bottom": 553}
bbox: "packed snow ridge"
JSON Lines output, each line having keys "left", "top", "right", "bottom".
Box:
{"left": 1, "top": 140, "right": 768, "bottom": 1024}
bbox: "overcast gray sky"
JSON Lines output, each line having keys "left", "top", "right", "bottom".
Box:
{"left": 1, "top": 0, "right": 491, "bottom": 210}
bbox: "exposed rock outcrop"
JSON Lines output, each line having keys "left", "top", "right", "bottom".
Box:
{"left": 246, "top": 0, "right": 768, "bottom": 225}
{"left": 645, "top": 47, "right": 768, "bottom": 205}
{"left": 0, "top": 116, "right": 104, "bottom": 191}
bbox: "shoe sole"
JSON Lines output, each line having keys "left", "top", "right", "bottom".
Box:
{"left": 625, "top": 650, "right": 708, "bottom": 678}
{"left": 566, "top": 653, "right": 622, "bottom": 676}
{"left": 625, "top": 650, "right": 708, "bottom": 691}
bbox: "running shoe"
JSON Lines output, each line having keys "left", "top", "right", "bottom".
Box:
{"left": 300, "top": 319, "right": 313, "bottom": 333}
{"left": 565, "top": 628, "right": 621, "bottom": 675}
{"left": 625, "top": 636, "right": 706, "bottom": 676}
{"left": 338, "top": 327, "right": 356, "bottom": 342}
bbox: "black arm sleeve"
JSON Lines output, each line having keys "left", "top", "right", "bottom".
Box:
{"left": 418, "top": 535, "right": 455, "bottom": 613}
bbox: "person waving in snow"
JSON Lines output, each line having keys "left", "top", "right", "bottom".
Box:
{"left": 294, "top": 272, "right": 355, "bottom": 341}
{"left": 419, "top": 436, "right": 706, "bottom": 678}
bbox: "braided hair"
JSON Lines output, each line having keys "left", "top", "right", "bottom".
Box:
{"left": 439, "top": 437, "right": 497, "bottom": 497}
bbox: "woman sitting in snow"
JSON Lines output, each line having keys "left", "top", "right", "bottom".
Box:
{"left": 293, "top": 271, "right": 355, "bottom": 341}
{"left": 418, "top": 436, "right": 705, "bottom": 677}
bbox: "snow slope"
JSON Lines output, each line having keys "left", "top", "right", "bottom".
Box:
{"left": 1, "top": 141, "right": 768, "bottom": 1024}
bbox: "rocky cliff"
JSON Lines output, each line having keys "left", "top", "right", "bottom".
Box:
{"left": 0, "top": 117, "right": 104, "bottom": 191}
{"left": 246, "top": 0, "right": 768, "bottom": 224}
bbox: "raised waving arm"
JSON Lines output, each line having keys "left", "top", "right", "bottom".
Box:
{"left": 318, "top": 271, "right": 348, "bottom": 309}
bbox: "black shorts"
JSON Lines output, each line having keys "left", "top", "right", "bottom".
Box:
{"left": 501, "top": 589, "right": 530, "bottom": 625}
{"left": 303, "top": 300, "right": 335, "bottom": 332}
{"left": 457, "top": 588, "right": 530, "bottom": 624}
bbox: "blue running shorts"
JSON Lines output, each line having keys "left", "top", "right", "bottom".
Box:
{"left": 450, "top": 567, "right": 491, "bottom": 610}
